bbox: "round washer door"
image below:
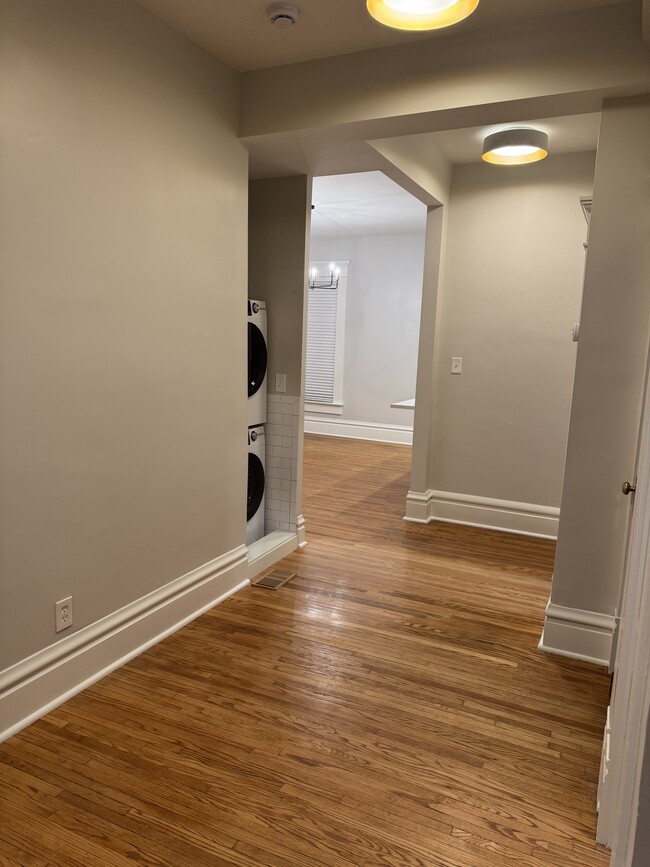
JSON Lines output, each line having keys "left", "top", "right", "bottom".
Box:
{"left": 248, "top": 322, "right": 267, "bottom": 397}
{"left": 247, "top": 453, "right": 265, "bottom": 521}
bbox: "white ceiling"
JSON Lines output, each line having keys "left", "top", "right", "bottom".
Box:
{"left": 137, "top": 0, "right": 630, "bottom": 72}
{"left": 311, "top": 172, "right": 427, "bottom": 239}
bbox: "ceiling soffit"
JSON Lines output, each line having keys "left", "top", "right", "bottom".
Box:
{"left": 137, "top": 0, "right": 632, "bottom": 72}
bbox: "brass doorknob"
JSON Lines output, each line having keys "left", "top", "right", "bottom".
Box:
{"left": 622, "top": 481, "right": 637, "bottom": 496}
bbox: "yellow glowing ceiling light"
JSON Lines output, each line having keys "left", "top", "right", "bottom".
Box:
{"left": 366, "top": 0, "right": 480, "bottom": 31}
{"left": 482, "top": 128, "right": 549, "bottom": 166}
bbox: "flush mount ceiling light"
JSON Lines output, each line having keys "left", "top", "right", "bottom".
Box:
{"left": 366, "top": 0, "right": 479, "bottom": 31}
{"left": 482, "top": 128, "right": 549, "bottom": 166}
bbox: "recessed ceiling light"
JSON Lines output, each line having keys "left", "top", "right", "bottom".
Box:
{"left": 366, "top": 0, "right": 479, "bottom": 31}
{"left": 482, "top": 128, "right": 549, "bottom": 166}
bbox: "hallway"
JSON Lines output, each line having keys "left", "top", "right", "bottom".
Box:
{"left": 0, "top": 435, "right": 611, "bottom": 865}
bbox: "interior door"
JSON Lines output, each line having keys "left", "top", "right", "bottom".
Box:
{"left": 597, "top": 349, "right": 650, "bottom": 855}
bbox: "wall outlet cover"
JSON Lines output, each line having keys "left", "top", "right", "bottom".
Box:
{"left": 55, "top": 596, "right": 73, "bottom": 633}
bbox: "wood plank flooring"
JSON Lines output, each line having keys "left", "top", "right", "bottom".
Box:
{"left": 0, "top": 435, "right": 612, "bottom": 866}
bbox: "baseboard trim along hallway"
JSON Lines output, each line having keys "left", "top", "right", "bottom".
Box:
{"left": 246, "top": 528, "right": 300, "bottom": 581}
{"left": 304, "top": 416, "right": 413, "bottom": 445}
{"left": 405, "top": 488, "right": 559, "bottom": 539}
{"left": 539, "top": 598, "right": 615, "bottom": 667}
{"left": 0, "top": 546, "right": 250, "bottom": 742}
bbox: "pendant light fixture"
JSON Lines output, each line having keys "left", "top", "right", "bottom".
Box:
{"left": 366, "top": 0, "right": 479, "bottom": 31}
{"left": 482, "top": 128, "right": 549, "bottom": 166}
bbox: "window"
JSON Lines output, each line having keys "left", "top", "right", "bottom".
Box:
{"left": 304, "top": 260, "right": 349, "bottom": 414}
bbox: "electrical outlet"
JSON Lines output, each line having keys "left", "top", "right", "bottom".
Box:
{"left": 275, "top": 373, "right": 287, "bottom": 393}
{"left": 55, "top": 596, "right": 73, "bottom": 633}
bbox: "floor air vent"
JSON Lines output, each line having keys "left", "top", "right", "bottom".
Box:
{"left": 253, "top": 569, "right": 296, "bottom": 590}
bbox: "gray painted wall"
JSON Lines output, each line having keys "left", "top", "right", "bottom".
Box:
{"left": 249, "top": 177, "right": 311, "bottom": 401}
{"left": 551, "top": 97, "right": 650, "bottom": 616}
{"left": 0, "top": 0, "right": 248, "bottom": 671}
{"left": 428, "top": 152, "right": 595, "bottom": 507}
{"left": 310, "top": 233, "right": 425, "bottom": 426}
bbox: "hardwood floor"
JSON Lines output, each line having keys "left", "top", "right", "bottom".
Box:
{"left": 0, "top": 435, "right": 611, "bottom": 866}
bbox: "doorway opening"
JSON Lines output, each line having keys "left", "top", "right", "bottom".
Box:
{"left": 305, "top": 171, "right": 427, "bottom": 449}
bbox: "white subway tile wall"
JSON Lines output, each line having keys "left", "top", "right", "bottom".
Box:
{"left": 265, "top": 395, "right": 300, "bottom": 533}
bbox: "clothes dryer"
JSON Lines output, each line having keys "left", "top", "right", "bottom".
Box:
{"left": 248, "top": 300, "right": 267, "bottom": 426}
{"left": 246, "top": 425, "right": 266, "bottom": 545}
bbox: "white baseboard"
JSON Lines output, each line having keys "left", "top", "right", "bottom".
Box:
{"left": 0, "top": 546, "right": 249, "bottom": 743}
{"left": 539, "top": 599, "right": 615, "bottom": 667}
{"left": 404, "top": 489, "right": 559, "bottom": 539}
{"left": 246, "top": 529, "right": 298, "bottom": 581}
{"left": 296, "top": 514, "right": 307, "bottom": 548}
{"left": 304, "top": 416, "right": 412, "bottom": 445}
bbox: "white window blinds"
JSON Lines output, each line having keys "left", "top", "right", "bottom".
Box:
{"left": 304, "top": 261, "right": 349, "bottom": 406}
{"left": 305, "top": 287, "right": 338, "bottom": 403}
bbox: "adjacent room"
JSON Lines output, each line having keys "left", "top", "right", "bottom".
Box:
{"left": 305, "top": 171, "right": 426, "bottom": 447}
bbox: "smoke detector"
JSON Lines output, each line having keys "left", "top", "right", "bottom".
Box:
{"left": 267, "top": 3, "right": 300, "bottom": 28}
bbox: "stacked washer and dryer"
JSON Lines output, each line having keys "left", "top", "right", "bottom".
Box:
{"left": 247, "top": 300, "right": 267, "bottom": 545}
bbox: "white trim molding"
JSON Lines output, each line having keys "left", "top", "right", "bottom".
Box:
{"left": 539, "top": 598, "right": 616, "bottom": 667}
{"left": 296, "top": 514, "right": 307, "bottom": 548}
{"left": 246, "top": 520, "right": 308, "bottom": 580}
{"left": 0, "top": 546, "right": 249, "bottom": 743}
{"left": 304, "top": 416, "right": 413, "bottom": 445}
{"left": 305, "top": 402, "right": 343, "bottom": 416}
{"left": 404, "top": 489, "right": 559, "bottom": 538}
{"left": 246, "top": 530, "right": 298, "bottom": 581}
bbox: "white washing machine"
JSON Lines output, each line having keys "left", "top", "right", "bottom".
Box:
{"left": 248, "top": 300, "right": 267, "bottom": 427}
{"left": 246, "top": 425, "right": 266, "bottom": 546}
